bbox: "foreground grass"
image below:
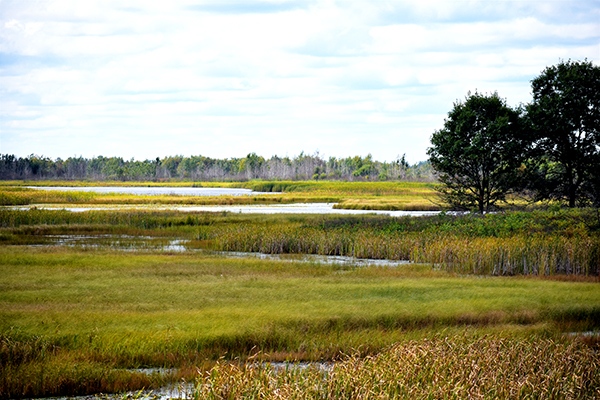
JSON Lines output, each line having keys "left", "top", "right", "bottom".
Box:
{"left": 197, "top": 335, "right": 600, "bottom": 399}
{"left": 1, "top": 245, "right": 599, "bottom": 397}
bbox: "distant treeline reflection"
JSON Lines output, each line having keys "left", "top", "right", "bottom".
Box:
{"left": 0, "top": 153, "right": 434, "bottom": 182}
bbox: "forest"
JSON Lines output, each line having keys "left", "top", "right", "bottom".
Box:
{"left": 0, "top": 153, "right": 434, "bottom": 183}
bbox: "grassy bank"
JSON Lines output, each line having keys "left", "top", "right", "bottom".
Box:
{"left": 1, "top": 245, "right": 599, "bottom": 397}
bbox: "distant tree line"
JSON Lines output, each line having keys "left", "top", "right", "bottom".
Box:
{"left": 0, "top": 152, "right": 435, "bottom": 182}
{"left": 428, "top": 59, "right": 600, "bottom": 212}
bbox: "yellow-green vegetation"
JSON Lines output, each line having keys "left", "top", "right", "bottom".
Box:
{"left": 0, "top": 181, "right": 439, "bottom": 211}
{"left": 1, "top": 245, "right": 599, "bottom": 398}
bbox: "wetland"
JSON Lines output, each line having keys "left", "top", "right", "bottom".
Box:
{"left": 1, "top": 182, "right": 599, "bottom": 399}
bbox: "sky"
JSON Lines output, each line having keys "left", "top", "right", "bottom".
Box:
{"left": 1, "top": 1, "right": 599, "bottom": 164}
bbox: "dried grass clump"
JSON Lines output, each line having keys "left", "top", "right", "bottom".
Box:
{"left": 195, "top": 336, "right": 600, "bottom": 399}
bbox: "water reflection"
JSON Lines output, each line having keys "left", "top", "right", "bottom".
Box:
{"left": 213, "top": 250, "right": 411, "bottom": 267}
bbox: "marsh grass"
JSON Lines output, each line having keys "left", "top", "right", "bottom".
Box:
{"left": 195, "top": 334, "right": 600, "bottom": 399}
{"left": 206, "top": 210, "right": 600, "bottom": 276}
{"left": 1, "top": 245, "right": 599, "bottom": 397}
{"left": 2, "top": 208, "right": 599, "bottom": 276}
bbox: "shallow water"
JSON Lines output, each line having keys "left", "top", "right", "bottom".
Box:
{"left": 33, "top": 235, "right": 187, "bottom": 252}
{"left": 33, "top": 235, "right": 411, "bottom": 267}
{"left": 26, "top": 186, "right": 279, "bottom": 196}
{"left": 11, "top": 202, "right": 441, "bottom": 217}
{"left": 34, "top": 361, "right": 332, "bottom": 400}
{"left": 214, "top": 250, "right": 411, "bottom": 267}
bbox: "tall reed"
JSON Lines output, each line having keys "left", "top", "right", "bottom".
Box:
{"left": 194, "top": 334, "right": 600, "bottom": 399}
{"left": 211, "top": 223, "right": 600, "bottom": 276}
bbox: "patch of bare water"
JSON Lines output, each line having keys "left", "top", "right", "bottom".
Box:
{"left": 211, "top": 250, "right": 411, "bottom": 267}
{"left": 33, "top": 235, "right": 186, "bottom": 252}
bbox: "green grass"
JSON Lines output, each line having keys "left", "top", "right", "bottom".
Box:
{"left": 1, "top": 245, "right": 599, "bottom": 397}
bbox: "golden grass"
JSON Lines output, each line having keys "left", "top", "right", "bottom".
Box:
{"left": 195, "top": 334, "right": 600, "bottom": 399}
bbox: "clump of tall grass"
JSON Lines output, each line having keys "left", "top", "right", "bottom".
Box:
{"left": 195, "top": 334, "right": 600, "bottom": 399}
{"left": 412, "top": 234, "right": 600, "bottom": 276}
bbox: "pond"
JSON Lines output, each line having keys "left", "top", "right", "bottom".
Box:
{"left": 26, "top": 186, "right": 279, "bottom": 196}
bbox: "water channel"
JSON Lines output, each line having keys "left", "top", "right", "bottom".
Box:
{"left": 33, "top": 361, "right": 333, "bottom": 400}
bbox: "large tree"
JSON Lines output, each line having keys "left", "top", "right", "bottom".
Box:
{"left": 527, "top": 59, "right": 600, "bottom": 207}
{"left": 427, "top": 92, "right": 527, "bottom": 213}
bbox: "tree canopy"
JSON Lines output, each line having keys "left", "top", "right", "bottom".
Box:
{"left": 427, "top": 92, "right": 527, "bottom": 213}
{"left": 527, "top": 59, "right": 600, "bottom": 207}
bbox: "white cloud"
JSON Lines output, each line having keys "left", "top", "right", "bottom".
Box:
{"left": 1, "top": 0, "right": 599, "bottom": 164}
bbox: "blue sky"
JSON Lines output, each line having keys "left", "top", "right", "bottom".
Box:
{"left": 1, "top": 0, "right": 598, "bottom": 164}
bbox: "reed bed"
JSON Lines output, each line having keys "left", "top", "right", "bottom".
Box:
{"left": 0, "top": 187, "right": 98, "bottom": 205}
{"left": 238, "top": 180, "right": 437, "bottom": 196}
{"left": 0, "top": 187, "right": 324, "bottom": 207}
{"left": 211, "top": 223, "right": 600, "bottom": 277}
{"left": 195, "top": 334, "right": 600, "bottom": 399}
{"left": 413, "top": 235, "right": 600, "bottom": 276}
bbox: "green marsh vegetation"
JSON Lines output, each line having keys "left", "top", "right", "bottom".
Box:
{"left": 2, "top": 207, "right": 599, "bottom": 277}
{"left": 1, "top": 206, "right": 599, "bottom": 398}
